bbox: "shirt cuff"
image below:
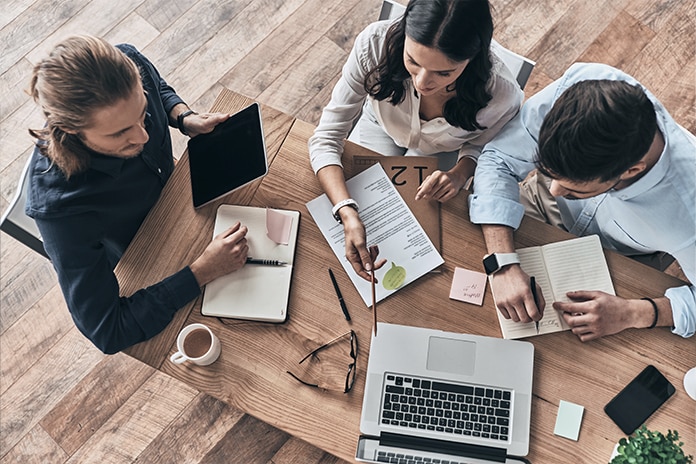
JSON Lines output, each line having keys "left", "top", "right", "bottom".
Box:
{"left": 665, "top": 285, "right": 696, "bottom": 338}
{"left": 162, "top": 266, "right": 202, "bottom": 308}
{"left": 468, "top": 194, "right": 525, "bottom": 229}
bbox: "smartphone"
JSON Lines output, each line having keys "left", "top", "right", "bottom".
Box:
{"left": 604, "top": 365, "right": 676, "bottom": 435}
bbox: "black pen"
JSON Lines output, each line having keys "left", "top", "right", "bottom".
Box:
{"left": 530, "top": 276, "right": 540, "bottom": 334}
{"left": 246, "top": 257, "right": 287, "bottom": 266}
{"left": 328, "top": 268, "right": 351, "bottom": 321}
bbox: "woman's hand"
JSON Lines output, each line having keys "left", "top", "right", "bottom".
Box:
{"left": 341, "top": 209, "right": 386, "bottom": 282}
{"left": 415, "top": 157, "right": 475, "bottom": 202}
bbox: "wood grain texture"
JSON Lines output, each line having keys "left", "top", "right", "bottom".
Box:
{"left": 0, "top": 424, "right": 68, "bottom": 464}
{"left": 135, "top": 393, "right": 246, "bottom": 463}
{"left": 0, "top": 328, "right": 104, "bottom": 456}
{"left": 1, "top": 0, "right": 693, "bottom": 462}
{"left": 63, "top": 371, "right": 198, "bottom": 463}
{"left": 39, "top": 354, "right": 154, "bottom": 455}
{"left": 0, "top": 285, "right": 71, "bottom": 395}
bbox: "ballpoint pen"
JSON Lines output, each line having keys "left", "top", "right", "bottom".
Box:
{"left": 246, "top": 257, "right": 287, "bottom": 266}
{"left": 530, "top": 276, "right": 540, "bottom": 334}
{"left": 328, "top": 268, "right": 351, "bottom": 321}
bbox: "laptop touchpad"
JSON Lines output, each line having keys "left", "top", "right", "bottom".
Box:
{"left": 426, "top": 336, "right": 476, "bottom": 376}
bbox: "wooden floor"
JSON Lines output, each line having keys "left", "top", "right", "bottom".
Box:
{"left": 0, "top": 0, "right": 693, "bottom": 462}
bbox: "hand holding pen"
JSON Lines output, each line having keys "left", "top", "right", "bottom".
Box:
{"left": 530, "top": 276, "right": 542, "bottom": 334}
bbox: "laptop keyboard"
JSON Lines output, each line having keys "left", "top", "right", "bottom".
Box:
{"left": 380, "top": 373, "right": 512, "bottom": 443}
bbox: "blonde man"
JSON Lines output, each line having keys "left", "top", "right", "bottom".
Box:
{"left": 27, "top": 36, "right": 248, "bottom": 353}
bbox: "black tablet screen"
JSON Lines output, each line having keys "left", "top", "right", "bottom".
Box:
{"left": 188, "top": 102, "right": 268, "bottom": 208}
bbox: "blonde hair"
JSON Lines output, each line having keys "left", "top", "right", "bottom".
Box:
{"left": 28, "top": 35, "right": 140, "bottom": 177}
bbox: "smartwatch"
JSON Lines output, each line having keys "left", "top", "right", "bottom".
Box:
{"left": 483, "top": 252, "right": 520, "bottom": 275}
{"left": 331, "top": 198, "right": 359, "bottom": 223}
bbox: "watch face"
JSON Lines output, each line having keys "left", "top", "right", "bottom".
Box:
{"left": 483, "top": 254, "right": 498, "bottom": 275}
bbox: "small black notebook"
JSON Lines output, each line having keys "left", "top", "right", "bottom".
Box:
{"left": 188, "top": 102, "right": 268, "bottom": 208}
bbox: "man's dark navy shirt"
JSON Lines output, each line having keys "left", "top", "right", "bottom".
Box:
{"left": 26, "top": 44, "right": 200, "bottom": 354}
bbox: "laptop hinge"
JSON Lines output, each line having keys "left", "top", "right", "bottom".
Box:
{"left": 379, "top": 431, "right": 508, "bottom": 463}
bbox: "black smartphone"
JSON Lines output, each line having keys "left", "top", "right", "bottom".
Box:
{"left": 604, "top": 364, "right": 676, "bottom": 435}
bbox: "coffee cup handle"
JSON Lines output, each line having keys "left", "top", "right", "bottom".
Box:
{"left": 170, "top": 351, "right": 187, "bottom": 364}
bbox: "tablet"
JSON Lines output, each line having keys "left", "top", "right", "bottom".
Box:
{"left": 188, "top": 102, "right": 268, "bottom": 208}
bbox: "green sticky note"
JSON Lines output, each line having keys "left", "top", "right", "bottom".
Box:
{"left": 554, "top": 400, "right": 584, "bottom": 441}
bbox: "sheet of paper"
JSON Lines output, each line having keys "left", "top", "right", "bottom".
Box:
{"left": 554, "top": 400, "right": 584, "bottom": 441}
{"left": 449, "top": 267, "right": 487, "bottom": 306}
{"left": 352, "top": 154, "right": 441, "bottom": 251}
{"left": 541, "top": 234, "right": 615, "bottom": 302}
{"left": 306, "top": 164, "right": 444, "bottom": 306}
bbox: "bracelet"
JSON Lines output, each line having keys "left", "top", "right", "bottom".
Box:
{"left": 641, "top": 297, "right": 659, "bottom": 329}
{"left": 331, "top": 198, "right": 359, "bottom": 223}
{"left": 176, "top": 109, "right": 197, "bottom": 136}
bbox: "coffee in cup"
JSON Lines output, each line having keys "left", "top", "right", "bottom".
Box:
{"left": 170, "top": 323, "right": 221, "bottom": 366}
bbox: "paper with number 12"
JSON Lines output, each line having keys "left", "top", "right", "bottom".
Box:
{"left": 306, "top": 163, "right": 444, "bottom": 306}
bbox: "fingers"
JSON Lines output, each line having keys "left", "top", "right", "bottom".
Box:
{"left": 415, "top": 172, "right": 457, "bottom": 202}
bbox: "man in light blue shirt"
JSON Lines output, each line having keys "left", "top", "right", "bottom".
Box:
{"left": 469, "top": 62, "right": 696, "bottom": 341}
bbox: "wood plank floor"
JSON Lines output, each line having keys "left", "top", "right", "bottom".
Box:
{"left": 1, "top": 0, "right": 693, "bottom": 462}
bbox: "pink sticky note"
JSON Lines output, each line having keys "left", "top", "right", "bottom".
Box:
{"left": 449, "top": 267, "right": 487, "bottom": 306}
{"left": 265, "top": 208, "right": 293, "bottom": 245}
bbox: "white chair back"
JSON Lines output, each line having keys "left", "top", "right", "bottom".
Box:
{"left": 0, "top": 153, "right": 48, "bottom": 258}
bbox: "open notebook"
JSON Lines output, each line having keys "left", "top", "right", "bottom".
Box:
{"left": 494, "top": 235, "right": 615, "bottom": 339}
{"left": 201, "top": 205, "right": 300, "bottom": 322}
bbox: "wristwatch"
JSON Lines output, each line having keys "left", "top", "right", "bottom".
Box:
{"left": 483, "top": 252, "right": 520, "bottom": 275}
{"left": 331, "top": 198, "right": 359, "bottom": 223}
{"left": 177, "top": 109, "right": 197, "bottom": 136}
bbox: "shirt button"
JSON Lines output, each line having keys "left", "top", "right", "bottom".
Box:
{"left": 157, "top": 168, "right": 162, "bottom": 174}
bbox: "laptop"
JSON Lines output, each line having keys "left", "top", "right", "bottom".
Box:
{"left": 356, "top": 323, "right": 534, "bottom": 464}
{"left": 188, "top": 102, "right": 268, "bottom": 208}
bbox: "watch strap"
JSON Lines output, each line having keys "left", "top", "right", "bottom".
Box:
{"left": 177, "top": 109, "right": 197, "bottom": 136}
{"left": 483, "top": 252, "right": 520, "bottom": 275}
{"left": 331, "top": 199, "right": 359, "bottom": 223}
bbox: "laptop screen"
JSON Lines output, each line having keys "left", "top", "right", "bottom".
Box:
{"left": 188, "top": 102, "right": 268, "bottom": 208}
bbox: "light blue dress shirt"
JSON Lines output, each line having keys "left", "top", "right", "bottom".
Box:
{"left": 469, "top": 63, "right": 696, "bottom": 338}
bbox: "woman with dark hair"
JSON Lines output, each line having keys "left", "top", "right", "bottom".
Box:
{"left": 309, "top": 0, "right": 523, "bottom": 281}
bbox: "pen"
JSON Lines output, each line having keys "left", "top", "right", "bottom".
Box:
{"left": 328, "top": 268, "right": 351, "bottom": 321}
{"left": 530, "top": 276, "right": 540, "bottom": 334}
{"left": 246, "top": 257, "right": 287, "bottom": 266}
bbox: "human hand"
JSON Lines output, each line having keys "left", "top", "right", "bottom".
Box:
{"left": 342, "top": 213, "right": 386, "bottom": 282}
{"left": 557, "top": 290, "right": 648, "bottom": 342}
{"left": 183, "top": 112, "right": 231, "bottom": 138}
{"left": 490, "top": 265, "right": 545, "bottom": 323}
{"left": 415, "top": 169, "right": 465, "bottom": 202}
{"left": 190, "top": 222, "right": 249, "bottom": 286}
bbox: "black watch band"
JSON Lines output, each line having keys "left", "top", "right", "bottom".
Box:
{"left": 177, "top": 109, "right": 197, "bottom": 136}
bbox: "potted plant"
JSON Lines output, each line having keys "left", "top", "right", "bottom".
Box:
{"left": 610, "top": 425, "right": 693, "bottom": 464}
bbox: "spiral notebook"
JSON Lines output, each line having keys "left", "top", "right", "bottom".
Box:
{"left": 201, "top": 205, "right": 300, "bottom": 322}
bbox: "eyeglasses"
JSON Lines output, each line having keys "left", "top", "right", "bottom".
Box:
{"left": 287, "top": 330, "right": 358, "bottom": 393}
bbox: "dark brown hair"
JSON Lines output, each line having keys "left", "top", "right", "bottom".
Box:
{"left": 365, "top": 0, "right": 494, "bottom": 131}
{"left": 537, "top": 79, "right": 657, "bottom": 182}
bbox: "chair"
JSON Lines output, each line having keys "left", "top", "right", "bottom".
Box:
{"left": 0, "top": 153, "right": 49, "bottom": 259}
{"left": 378, "top": 0, "right": 536, "bottom": 89}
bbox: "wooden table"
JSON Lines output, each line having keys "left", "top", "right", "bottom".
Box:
{"left": 118, "top": 89, "right": 695, "bottom": 463}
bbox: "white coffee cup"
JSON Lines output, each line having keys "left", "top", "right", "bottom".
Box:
{"left": 170, "top": 323, "right": 221, "bottom": 366}
{"left": 684, "top": 366, "right": 696, "bottom": 401}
